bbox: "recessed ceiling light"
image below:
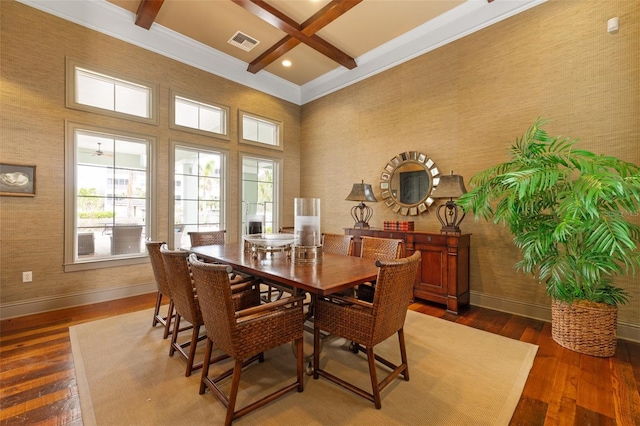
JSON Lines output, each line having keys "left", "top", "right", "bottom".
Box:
{"left": 282, "top": 60, "right": 292, "bottom": 67}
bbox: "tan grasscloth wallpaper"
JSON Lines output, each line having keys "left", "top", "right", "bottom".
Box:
{"left": 0, "top": 1, "right": 300, "bottom": 311}
{"left": 1, "top": 0, "right": 638, "bottom": 333}
{"left": 300, "top": 0, "right": 639, "bottom": 329}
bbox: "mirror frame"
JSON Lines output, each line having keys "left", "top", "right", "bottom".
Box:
{"left": 379, "top": 151, "right": 440, "bottom": 216}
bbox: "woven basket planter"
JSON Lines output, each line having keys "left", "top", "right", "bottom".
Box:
{"left": 551, "top": 299, "right": 618, "bottom": 357}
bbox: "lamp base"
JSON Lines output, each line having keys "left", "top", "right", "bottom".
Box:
{"left": 439, "top": 224, "right": 462, "bottom": 234}
{"left": 350, "top": 203, "right": 373, "bottom": 230}
{"left": 436, "top": 200, "right": 465, "bottom": 235}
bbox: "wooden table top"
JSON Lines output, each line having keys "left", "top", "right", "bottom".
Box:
{"left": 189, "top": 243, "right": 379, "bottom": 296}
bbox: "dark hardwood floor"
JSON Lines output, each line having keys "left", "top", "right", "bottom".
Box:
{"left": 1, "top": 294, "right": 639, "bottom": 425}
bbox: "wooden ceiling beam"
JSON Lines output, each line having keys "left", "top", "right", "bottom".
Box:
{"left": 234, "top": 0, "right": 361, "bottom": 73}
{"left": 248, "top": 37, "right": 301, "bottom": 74}
{"left": 135, "top": 0, "right": 164, "bottom": 30}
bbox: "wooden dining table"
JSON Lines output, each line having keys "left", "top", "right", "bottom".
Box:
{"left": 188, "top": 243, "right": 380, "bottom": 374}
{"left": 188, "top": 243, "right": 379, "bottom": 296}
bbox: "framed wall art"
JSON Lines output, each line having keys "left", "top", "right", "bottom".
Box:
{"left": 0, "top": 163, "right": 36, "bottom": 197}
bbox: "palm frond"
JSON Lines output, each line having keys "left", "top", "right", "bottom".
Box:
{"left": 460, "top": 118, "right": 640, "bottom": 306}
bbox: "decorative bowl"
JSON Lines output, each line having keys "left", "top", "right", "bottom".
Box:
{"left": 243, "top": 233, "right": 297, "bottom": 247}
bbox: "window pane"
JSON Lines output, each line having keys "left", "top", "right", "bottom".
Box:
{"left": 115, "top": 84, "right": 150, "bottom": 118}
{"left": 199, "top": 177, "right": 220, "bottom": 200}
{"left": 76, "top": 71, "right": 114, "bottom": 110}
{"left": 200, "top": 107, "right": 222, "bottom": 133}
{"left": 175, "top": 98, "right": 199, "bottom": 128}
{"left": 180, "top": 175, "right": 199, "bottom": 200}
{"left": 179, "top": 199, "right": 199, "bottom": 225}
{"left": 199, "top": 152, "right": 221, "bottom": 176}
{"left": 114, "top": 139, "right": 147, "bottom": 169}
{"left": 175, "top": 148, "right": 198, "bottom": 175}
{"left": 199, "top": 200, "right": 220, "bottom": 224}
{"left": 257, "top": 121, "right": 276, "bottom": 145}
{"left": 243, "top": 117, "right": 258, "bottom": 141}
{"left": 258, "top": 163, "right": 273, "bottom": 182}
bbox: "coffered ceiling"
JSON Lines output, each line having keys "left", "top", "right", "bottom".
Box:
{"left": 17, "top": 0, "right": 546, "bottom": 104}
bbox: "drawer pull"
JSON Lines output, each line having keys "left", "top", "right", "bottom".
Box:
{"left": 427, "top": 236, "right": 432, "bottom": 241}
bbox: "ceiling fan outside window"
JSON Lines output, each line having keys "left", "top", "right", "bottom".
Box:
{"left": 93, "top": 142, "right": 113, "bottom": 157}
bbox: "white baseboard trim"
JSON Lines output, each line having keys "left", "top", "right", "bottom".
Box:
{"left": 470, "top": 291, "right": 640, "bottom": 343}
{"left": 0, "top": 282, "right": 157, "bottom": 320}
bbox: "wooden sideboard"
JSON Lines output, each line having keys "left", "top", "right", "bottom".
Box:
{"left": 344, "top": 228, "right": 471, "bottom": 314}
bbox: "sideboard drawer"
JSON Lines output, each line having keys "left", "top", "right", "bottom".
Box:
{"left": 375, "top": 230, "right": 404, "bottom": 240}
{"left": 412, "top": 233, "right": 447, "bottom": 246}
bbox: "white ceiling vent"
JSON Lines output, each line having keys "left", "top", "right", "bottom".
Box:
{"left": 228, "top": 31, "right": 260, "bottom": 52}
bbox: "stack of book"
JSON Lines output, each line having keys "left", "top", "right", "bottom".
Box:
{"left": 383, "top": 221, "right": 415, "bottom": 231}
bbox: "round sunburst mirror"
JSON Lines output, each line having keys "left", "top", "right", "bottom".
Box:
{"left": 379, "top": 151, "right": 440, "bottom": 216}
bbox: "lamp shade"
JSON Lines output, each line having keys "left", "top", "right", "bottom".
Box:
{"left": 432, "top": 174, "right": 467, "bottom": 199}
{"left": 345, "top": 180, "right": 378, "bottom": 202}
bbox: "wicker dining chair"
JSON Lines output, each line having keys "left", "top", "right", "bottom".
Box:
{"left": 160, "top": 245, "right": 261, "bottom": 377}
{"left": 313, "top": 250, "right": 421, "bottom": 409}
{"left": 321, "top": 233, "right": 356, "bottom": 297}
{"left": 321, "top": 233, "right": 354, "bottom": 256}
{"left": 145, "top": 241, "right": 174, "bottom": 339}
{"left": 357, "top": 236, "right": 404, "bottom": 302}
{"left": 188, "top": 254, "right": 305, "bottom": 426}
{"left": 188, "top": 230, "right": 253, "bottom": 285}
{"left": 188, "top": 230, "right": 227, "bottom": 246}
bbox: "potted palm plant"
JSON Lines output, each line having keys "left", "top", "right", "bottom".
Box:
{"left": 457, "top": 119, "right": 640, "bottom": 356}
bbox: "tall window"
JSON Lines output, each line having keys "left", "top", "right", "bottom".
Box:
{"left": 170, "top": 91, "right": 230, "bottom": 139}
{"left": 241, "top": 156, "right": 280, "bottom": 235}
{"left": 239, "top": 110, "right": 282, "bottom": 150}
{"left": 173, "top": 144, "right": 227, "bottom": 248}
{"left": 66, "top": 58, "right": 158, "bottom": 125}
{"left": 65, "top": 122, "right": 154, "bottom": 270}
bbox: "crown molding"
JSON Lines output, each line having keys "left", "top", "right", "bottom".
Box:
{"left": 301, "top": 0, "right": 547, "bottom": 104}
{"left": 16, "top": 0, "right": 302, "bottom": 104}
{"left": 16, "top": 0, "right": 545, "bottom": 106}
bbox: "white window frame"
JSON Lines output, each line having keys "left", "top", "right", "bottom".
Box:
{"left": 239, "top": 110, "right": 283, "bottom": 151}
{"left": 170, "top": 141, "right": 229, "bottom": 249}
{"left": 65, "top": 57, "right": 159, "bottom": 125}
{"left": 64, "top": 121, "right": 156, "bottom": 271}
{"left": 169, "top": 90, "right": 230, "bottom": 140}
{"left": 239, "top": 153, "right": 282, "bottom": 239}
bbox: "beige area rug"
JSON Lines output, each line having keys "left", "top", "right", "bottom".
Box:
{"left": 70, "top": 308, "right": 537, "bottom": 425}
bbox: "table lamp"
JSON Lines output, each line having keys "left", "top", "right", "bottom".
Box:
{"left": 433, "top": 171, "right": 467, "bottom": 233}
{"left": 345, "top": 180, "right": 378, "bottom": 229}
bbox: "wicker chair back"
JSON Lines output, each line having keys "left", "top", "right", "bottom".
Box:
{"left": 160, "top": 245, "right": 202, "bottom": 326}
{"left": 188, "top": 230, "right": 226, "bottom": 247}
{"left": 322, "top": 233, "right": 354, "bottom": 256}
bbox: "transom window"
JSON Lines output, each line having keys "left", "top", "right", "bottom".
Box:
{"left": 65, "top": 122, "right": 154, "bottom": 270}
{"left": 66, "top": 58, "right": 158, "bottom": 125}
{"left": 172, "top": 143, "right": 227, "bottom": 248}
{"left": 239, "top": 110, "right": 282, "bottom": 150}
{"left": 170, "top": 91, "right": 230, "bottom": 139}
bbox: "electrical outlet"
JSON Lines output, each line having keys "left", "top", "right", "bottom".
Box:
{"left": 23, "top": 271, "right": 32, "bottom": 283}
